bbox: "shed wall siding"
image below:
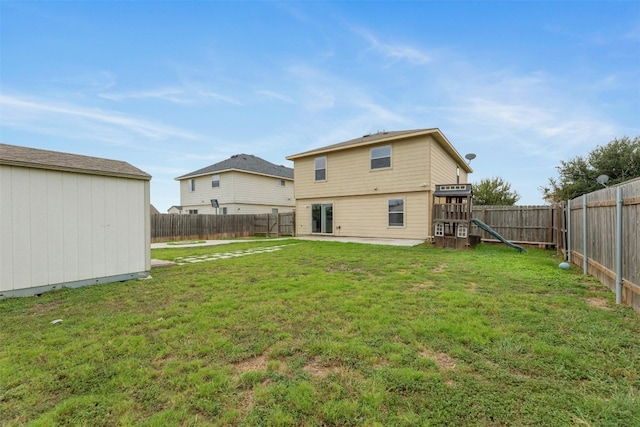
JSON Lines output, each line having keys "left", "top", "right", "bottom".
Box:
{"left": 0, "top": 165, "right": 149, "bottom": 293}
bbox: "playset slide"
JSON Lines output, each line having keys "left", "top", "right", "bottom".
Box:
{"left": 470, "top": 218, "right": 525, "bottom": 253}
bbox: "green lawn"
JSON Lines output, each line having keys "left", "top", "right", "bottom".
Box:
{"left": 1, "top": 241, "right": 638, "bottom": 426}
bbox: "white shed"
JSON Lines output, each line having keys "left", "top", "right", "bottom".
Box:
{"left": 0, "top": 143, "right": 152, "bottom": 297}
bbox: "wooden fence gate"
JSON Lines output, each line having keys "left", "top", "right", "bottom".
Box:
{"left": 254, "top": 212, "right": 295, "bottom": 237}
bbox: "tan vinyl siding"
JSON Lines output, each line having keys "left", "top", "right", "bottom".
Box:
{"left": 295, "top": 135, "right": 433, "bottom": 200}
{"left": 430, "top": 141, "right": 468, "bottom": 187}
{"left": 295, "top": 192, "right": 430, "bottom": 239}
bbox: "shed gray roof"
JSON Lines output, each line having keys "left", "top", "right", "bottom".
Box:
{"left": 176, "top": 153, "right": 293, "bottom": 180}
{"left": 0, "top": 143, "right": 151, "bottom": 180}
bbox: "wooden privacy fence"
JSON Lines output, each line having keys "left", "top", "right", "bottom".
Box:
{"left": 254, "top": 213, "right": 295, "bottom": 237}
{"left": 151, "top": 212, "right": 295, "bottom": 242}
{"left": 471, "top": 205, "right": 560, "bottom": 247}
{"left": 562, "top": 178, "right": 640, "bottom": 313}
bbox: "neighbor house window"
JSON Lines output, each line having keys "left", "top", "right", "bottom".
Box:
{"left": 371, "top": 145, "right": 391, "bottom": 169}
{"left": 212, "top": 174, "right": 220, "bottom": 188}
{"left": 278, "top": 179, "right": 286, "bottom": 186}
{"left": 188, "top": 209, "right": 198, "bottom": 214}
{"left": 221, "top": 207, "right": 228, "bottom": 215}
{"left": 388, "top": 199, "right": 404, "bottom": 226}
{"left": 188, "top": 179, "right": 196, "bottom": 192}
{"left": 315, "top": 157, "right": 327, "bottom": 181}
{"left": 272, "top": 208, "right": 279, "bottom": 214}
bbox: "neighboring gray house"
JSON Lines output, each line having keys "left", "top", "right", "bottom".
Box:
{"left": 175, "top": 154, "right": 294, "bottom": 214}
{"left": 0, "top": 143, "right": 151, "bottom": 297}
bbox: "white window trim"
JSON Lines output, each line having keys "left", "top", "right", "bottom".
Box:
{"left": 388, "top": 198, "right": 405, "bottom": 227}
{"left": 314, "top": 156, "right": 327, "bottom": 182}
{"left": 371, "top": 145, "right": 392, "bottom": 170}
{"left": 188, "top": 179, "right": 196, "bottom": 192}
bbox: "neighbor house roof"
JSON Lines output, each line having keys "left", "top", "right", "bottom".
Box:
{"left": 0, "top": 143, "right": 151, "bottom": 180}
{"left": 176, "top": 153, "right": 293, "bottom": 180}
{"left": 286, "top": 128, "right": 473, "bottom": 173}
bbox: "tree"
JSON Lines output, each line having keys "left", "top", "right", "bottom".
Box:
{"left": 540, "top": 136, "right": 640, "bottom": 203}
{"left": 472, "top": 177, "right": 520, "bottom": 205}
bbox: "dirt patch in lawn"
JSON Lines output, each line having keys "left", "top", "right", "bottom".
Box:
{"left": 430, "top": 263, "right": 448, "bottom": 274}
{"left": 29, "top": 301, "right": 63, "bottom": 315}
{"left": 234, "top": 354, "right": 268, "bottom": 373}
{"left": 304, "top": 357, "right": 342, "bottom": 378}
{"left": 409, "top": 280, "right": 436, "bottom": 291}
{"left": 584, "top": 297, "right": 611, "bottom": 311}
{"left": 420, "top": 349, "right": 457, "bottom": 371}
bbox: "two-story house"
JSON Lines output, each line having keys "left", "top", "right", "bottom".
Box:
{"left": 174, "top": 154, "right": 294, "bottom": 214}
{"left": 286, "top": 128, "right": 472, "bottom": 240}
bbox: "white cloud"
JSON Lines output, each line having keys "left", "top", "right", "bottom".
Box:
{"left": 354, "top": 28, "right": 432, "bottom": 65}
{"left": 99, "top": 86, "right": 242, "bottom": 106}
{"left": 257, "top": 90, "right": 295, "bottom": 104}
{"left": 0, "top": 93, "right": 202, "bottom": 144}
{"left": 99, "top": 87, "right": 191, "bottom": 104}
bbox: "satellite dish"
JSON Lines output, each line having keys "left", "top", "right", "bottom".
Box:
{"left": 596, "top": 174, "right": 610, "bottom": 187}
{"left": 465, "top": 153, "right": 476, "bottom": 164}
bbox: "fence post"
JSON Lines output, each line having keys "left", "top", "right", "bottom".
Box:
{"left": 566, "top": 200, "right": 571, "bottom": 263}
{"left": 616, "top": 186, "right": 623, "bottom": 304}
{"left": 582, "top": 194, "right": 588, "bottom": 274}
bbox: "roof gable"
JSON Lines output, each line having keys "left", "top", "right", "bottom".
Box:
{"left": 286, "top": 128, "right": 472, "bottom": 173}
{"left": 176, "top": 153, "right": 294, "bottom": 180}
{"left": 0, "top": 143, "right": 151, "bottom": 180}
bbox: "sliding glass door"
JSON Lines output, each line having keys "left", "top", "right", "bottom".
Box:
{"left": 311, "top": 203, "right": 333, "bottom": 234}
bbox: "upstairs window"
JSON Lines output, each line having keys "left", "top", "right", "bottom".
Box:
{"left": 212, "top": 174, "right": 220, "bottom": 188}
{"left": 278, "top": 179, "right": 286, "bottom": 186}
{"left": 388, "top": 199, "right": 404, "bottom": 227}
{"left": 371, "top": 145, "right": 391, "bottom": 169}
{"left": 188, "top": 179, "right": 196, "bottom": 192}
{"left": 315, "top": 157, "right": 327, "bottom": 181}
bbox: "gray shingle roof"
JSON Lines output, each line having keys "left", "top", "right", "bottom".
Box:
{"left": 0, "top": 143, "right": 151, "bottom": 180}
{"left": 176, "top": 154, "right": 293, "bottom": 180}
{"left": 286, "top": 129, "right": 436, "bottom": 159}
{"left": 286, "top": 128, "right": 472, "bottom": 173}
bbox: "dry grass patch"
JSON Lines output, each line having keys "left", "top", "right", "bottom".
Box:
{"left": 419, "top": 349, "right": 457, "bottom": 371}
{"left": 303, "top": 357, "right": 343, "bottom": 378}
{"left": 235, "top": 354, "right": 268, "bottom": 373}
{"left": 409, "top": 280, "right": 436, "bottom": 291}
{"left": 430, "top": 263, "right": 448, "bottom": 274}
{"left": 585, "top": 297, "right": 612, "bottom": 310}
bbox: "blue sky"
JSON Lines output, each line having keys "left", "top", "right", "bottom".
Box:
{"left": 1, "top": 1, "right": 639, "bottom": 211}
